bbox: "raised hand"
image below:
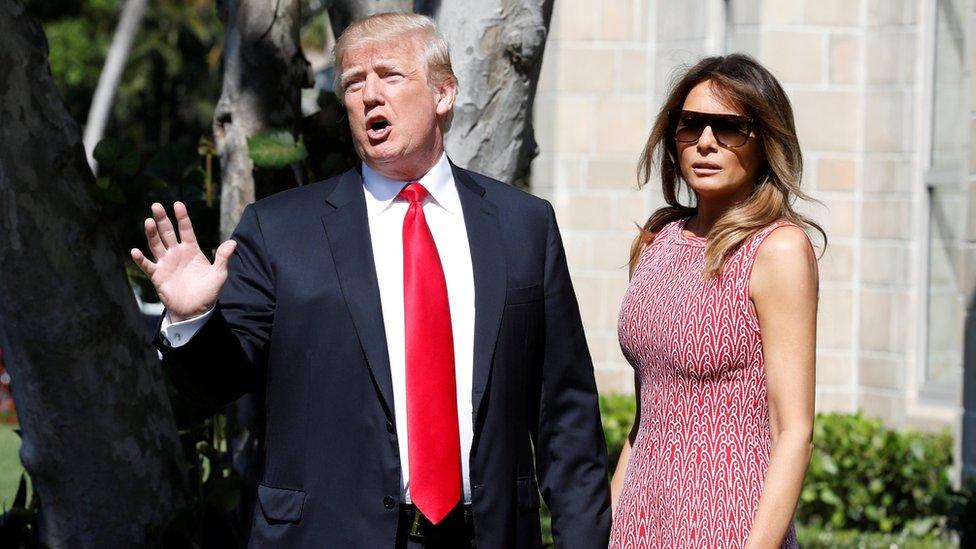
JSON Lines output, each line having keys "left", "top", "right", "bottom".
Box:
{"left": 130, "top": 201, "right": 237, "bottom": 322}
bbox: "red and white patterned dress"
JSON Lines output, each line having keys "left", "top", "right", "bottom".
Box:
{"left": 609, "top": 217, "right": 800, "bottom": 549}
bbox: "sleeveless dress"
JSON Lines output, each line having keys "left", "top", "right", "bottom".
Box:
{"left": 609, "top": 217, "right": 801, "bottom": 549}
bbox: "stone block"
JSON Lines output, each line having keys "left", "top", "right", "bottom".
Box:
{"left": 859, "top": 356, "right": 903, "bottom": 390}
{"left": 805, "top": 0, "right": 863, "bottom": 26}
{"left": 553, "top": 96, "right": 597, "bottom": 154}
{"left": 790, "top": 90, "right": 859, "bottom": 151}
{"left": 619, "top": 49, "right": 650, "bottom": 94}
{"left": 818, "top": 287, "right": 854, "bottom": 349}
{"left": 817, "top": 352, "right": 855, "bottom": 386}
{"left": 867, "top": 0, "right": 912, "bottom": 26}
{"left": 596, "top": 98, "right": 652, "bottom": 156}
{"left": 816, "top": 389, "right": 854, "bottom": 413}
{"left": 561, "top": 191, "right": 617, "bottom": 230}
{"left": 860, "top": 243, "right": 906, "bottom": 285}
{"left": 587, "top": 158, "right": 642, "bottom": 190}
{"left": 859, "top": 288, "right": 894, "bottom": 351}
{"left": 865, "top": 31, "right": 915, "bottom": 84}
{"left": 763, "top": 0, "right": 802, "bottom": 24}
{"left": 602, "top": 0, "right": 637, "bottom": 41}
{"left": 554, "top": 0, "right": 600, "bottom": 40}
{"left": 817, "top": 157, "right": 857, "bottom": 191}
{"left": 863, "top": 157, "right": 912, "bottom": 193}
{"left": 656, "top": 0, "right": 708, "bottom": 42}
{"left": 819, "top": 242, "right": 854, "bottom": 282}
{"left": 760, "top": 30, "right": 825, "bottom": 84}
{"left": 829, "top": 33, "right": 860, "bottom": 85}
{"left": 864, "top": 90, "right": 910, "bottom": 152}
{"left": 860, "top": 198, "right": 912, "bottom": 239}
{"left": 858, "top": 390, "right": 905, "bottom": 426}
{"left": 557, "top": 47, "right": 616, "bottom": 93}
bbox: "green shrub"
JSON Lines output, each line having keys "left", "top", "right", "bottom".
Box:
{"left": 795, "top": 524, "right": 955, "bottom": 548}
{"left": 798, "top": 412, "right": 955, "bottom": 534}
{"left": 600, "top": 393, "right": 636, "bottom": 470}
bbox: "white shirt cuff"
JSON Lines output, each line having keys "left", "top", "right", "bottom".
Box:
{"left": 159, "top": 307, "right": 215, "bottom": 348}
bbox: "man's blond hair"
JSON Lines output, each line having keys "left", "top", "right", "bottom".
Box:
{"left": 332, "top": 12, "right": 458, "bottom": 96}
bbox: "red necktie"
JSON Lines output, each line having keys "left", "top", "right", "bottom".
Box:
{"left": 400, "top": 182, "right": 461, "bottom": 524}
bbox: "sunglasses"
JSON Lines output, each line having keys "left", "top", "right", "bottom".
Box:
{"left": 671, "top": 109, "right": 755, "bottom": 148}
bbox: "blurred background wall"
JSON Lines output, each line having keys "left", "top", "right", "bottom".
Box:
{"left": 530, "top": 0, "right": 976, "bottom": 479}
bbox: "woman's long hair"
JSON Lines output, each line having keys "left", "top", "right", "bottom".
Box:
{"left": 629, "top": 53, "right": 826, "bottom": 278}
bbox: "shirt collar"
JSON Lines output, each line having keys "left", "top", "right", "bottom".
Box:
{"left": 361, "top": 152, "right": 457, "bottom": 216}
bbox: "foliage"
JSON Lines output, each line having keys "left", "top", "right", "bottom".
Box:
{"left": 600, "top": 393, "right": 636, "bottom": 469}
{"left": 92, "top": 135, "right": 221, "bottom": 299}
{"left": 150, "top": 413, "right": 247, "bottom": 547}
{"left": 794, "top": 524, "right": 955, "bottom": 548}
{"left": 247, "top": 131, "right": 309, "bottom": 169}
{"left": 26, "top": 0, "right": 224, "bottom": 150}
{"left": 798, "top": 412, "right": 955, "bottom": 534}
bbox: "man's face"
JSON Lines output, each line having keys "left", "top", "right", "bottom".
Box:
{"left": 339, "top": 37, "right": 455, "bottom": 180}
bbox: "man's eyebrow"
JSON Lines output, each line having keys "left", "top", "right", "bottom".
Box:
{"left": 372, "top": 59, "right": 407, "bottom": 72}
{"left": 339, "top": 67, "right": 364, "bottom": 85}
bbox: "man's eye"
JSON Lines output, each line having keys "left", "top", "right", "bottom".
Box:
{"left": 345, "top": 80, "right": 364, "bottom": 92}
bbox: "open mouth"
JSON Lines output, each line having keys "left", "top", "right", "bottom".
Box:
{"left": 366, "top": 116, "right": 391, "bottom": 140}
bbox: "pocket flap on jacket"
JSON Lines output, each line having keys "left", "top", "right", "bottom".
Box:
{"left": 505, "top": 284, "right": 543, "bottom": 305}
{"left": 257, "top": 483, "right": 306, "bottom": 523}
{"left": 516, "top": 477, "right": 541, "bottom": 511}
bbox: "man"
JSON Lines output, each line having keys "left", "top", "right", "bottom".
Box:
{"left": 132, "top": 12, "right": 610, "bottom": 548}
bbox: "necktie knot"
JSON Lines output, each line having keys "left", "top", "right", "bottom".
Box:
{"left": 399, "top": 182, "right": 429, "bottom": 205}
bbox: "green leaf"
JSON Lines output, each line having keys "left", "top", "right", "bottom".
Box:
{"left": 93, "top": 137, "right": 139, "bottom": 176}
{"left": 247, "top": 130, "right": 308, "bottom": 168}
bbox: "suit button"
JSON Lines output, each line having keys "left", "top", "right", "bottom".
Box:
{"left": 383, "top": 496, "right": 396, "bottom": 509}
{"left": 386, "top": 420, "right": 395, "bottom": 434}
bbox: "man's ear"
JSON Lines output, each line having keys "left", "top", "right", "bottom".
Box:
{"left": 435, "top": 79, "right": 457, "bottom": 117}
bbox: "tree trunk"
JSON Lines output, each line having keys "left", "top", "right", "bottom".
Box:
{"left": 0, "top": 2, "right": 186, "bottom": 546}
{"left": 438, "top": 0, "right": 554, "bottom": 186}
{"left": 82, "top": 0, "right": 148, "bottom": 174}
{"left": 213, "top": 0, "right": 308, "bottom": 240}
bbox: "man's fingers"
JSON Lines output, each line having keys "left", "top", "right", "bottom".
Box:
{"left": 130, "top": 248, "right": 156, "bottom": 276}
{"left": 151, "top": 202, "right": 179, "bottom": 247}
{"left": 212, "top": 239, "right": 237, "bottom": 272}
{"left": 173, "top": 201, "right": 198, "bottom": 245}
{"left": 145, "top": 217, "right": 166, "bottom": 260}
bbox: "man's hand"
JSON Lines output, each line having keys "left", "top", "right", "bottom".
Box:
{"left": 130, "top": 201, "right": 237, "bottom": 322}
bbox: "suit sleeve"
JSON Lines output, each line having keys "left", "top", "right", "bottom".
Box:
{"left": 154, "top": 204, "right": 275, "bottom": 408}
{"left": 533, "top": 200, "right": 612, "bottom": 547}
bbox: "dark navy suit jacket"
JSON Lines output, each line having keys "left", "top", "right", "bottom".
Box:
{"left": 158, "top": 164, "right": 611, "bottom": 547}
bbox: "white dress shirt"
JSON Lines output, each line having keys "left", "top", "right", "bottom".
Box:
{"left": 160, "top": 152, "right": 476, "bottom": 504}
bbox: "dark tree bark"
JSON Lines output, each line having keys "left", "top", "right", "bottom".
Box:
{"left": 0, "top": 1, "right": 186, "bottom": 546}
{"left": 214, "top": 0, "right": 309, "bottom": 240}
{"left": 324, "top": 0, "right": 413, "bottom": 39}
{"left": 438, "top": 0, "right": 554, "bottom": 186}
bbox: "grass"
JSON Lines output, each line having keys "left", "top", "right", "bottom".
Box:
{"left": 0, "top": 423, "right": 24, "bottom": 508}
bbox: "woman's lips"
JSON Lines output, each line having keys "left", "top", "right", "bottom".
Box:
{"left": 691, "top": 162, "right": 721, "bottom": 176}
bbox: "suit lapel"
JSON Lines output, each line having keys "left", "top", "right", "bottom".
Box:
{"left": 453, "top": 165, "right": 507, "bottom": 422}
{"left": 320, "top": 168, "right": 395, "bottom": 419}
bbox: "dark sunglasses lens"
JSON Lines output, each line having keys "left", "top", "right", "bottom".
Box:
{"left": 675, "top": 114, "right": 750, "bottom": 146}
{"left": 675, "top": 117, "right": 705, "bottom": 143}
{"left": 713, "top": 120, "right": 750, "bottom": 147}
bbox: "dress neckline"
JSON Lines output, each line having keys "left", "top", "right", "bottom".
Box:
{"left": 674, "top": 217, "right": 707, "bottom": 247}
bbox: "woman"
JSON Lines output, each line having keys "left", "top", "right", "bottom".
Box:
{"left": 609, "top": 54, "right": 823, "bottom": 548}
